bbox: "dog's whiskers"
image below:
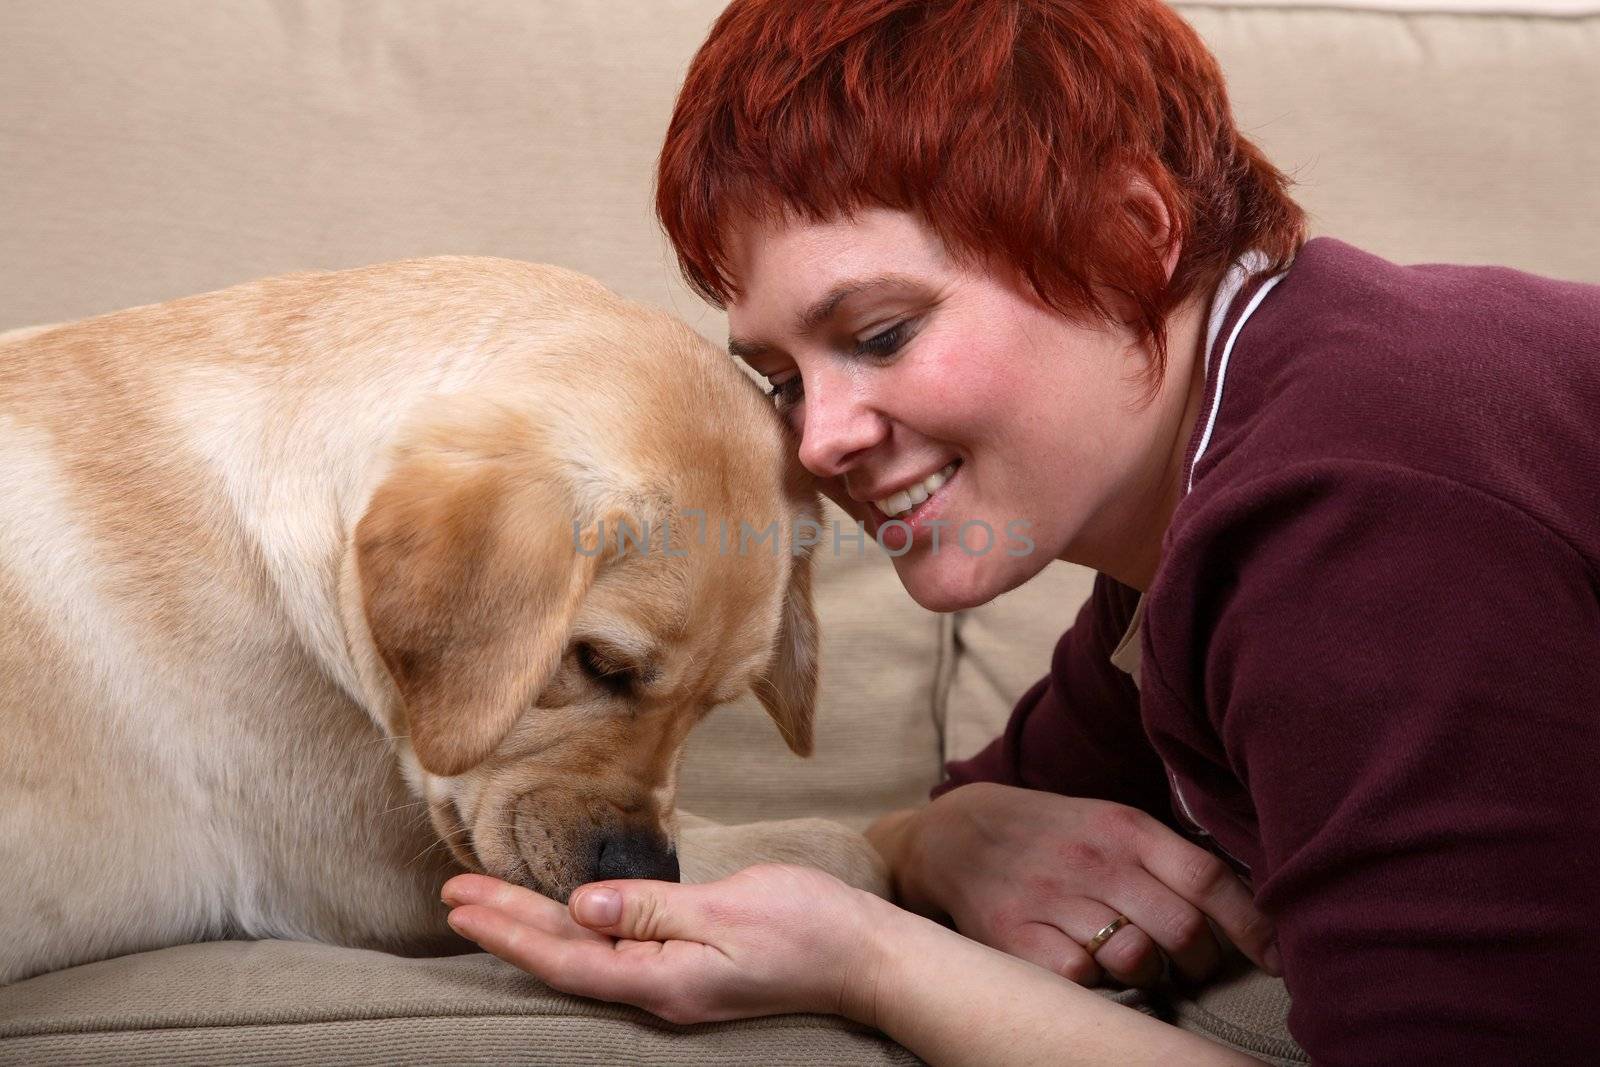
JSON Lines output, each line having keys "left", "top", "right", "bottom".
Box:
{"left": 406, "top": 819, "right": 527, "bottom": 871}
{"left": 377, "top": 799, "right": 429, "bottom": 819}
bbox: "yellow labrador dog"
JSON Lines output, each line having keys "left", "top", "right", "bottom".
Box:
{"left": 0, "top": 258, "right": 881, "bottom": 986}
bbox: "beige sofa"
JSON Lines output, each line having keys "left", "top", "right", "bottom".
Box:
{"left": 2, "top": 1, "right": 1595, "bottom": 1063}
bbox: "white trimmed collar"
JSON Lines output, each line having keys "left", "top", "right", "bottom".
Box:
{"left": 1187, "top": 251, "right": 1287, "bottom": 493}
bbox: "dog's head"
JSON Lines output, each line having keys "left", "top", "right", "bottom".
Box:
{"left": 347, "top": 294, "right": 818, "bottom": 900}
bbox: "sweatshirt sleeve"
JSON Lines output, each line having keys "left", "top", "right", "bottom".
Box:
{"left": 1148, "top": 460, "right": 1600, "bottom": 1065}
{"left": 933, "top": 573, "right": 1176, "bottom": 825}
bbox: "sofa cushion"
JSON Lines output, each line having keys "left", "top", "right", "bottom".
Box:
{"left": 1164, "top": 957, "right": 1308, "bottom": 1066}
{"left": 0, "top": 940, "right": 919, "bottom": 1067}
{"left": 0, "top": 936, "right": 1311, "bottom": 1066}
{"left": 1183, "top": 0, "right": 1600, "bottom": 283}
{"left": 940, "top": 564, "right": 1097, "bottom": 763}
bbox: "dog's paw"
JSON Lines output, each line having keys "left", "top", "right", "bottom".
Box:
{"left": 676, "top": 814, "right": 891, "bottom": 898}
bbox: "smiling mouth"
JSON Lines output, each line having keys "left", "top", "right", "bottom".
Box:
{"left": 871, "top": 459, "right": 961, "bottom": 523}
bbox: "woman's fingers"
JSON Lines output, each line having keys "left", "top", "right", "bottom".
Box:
{"left": 446, "top": 900, "right": 668, "bottom": 1001}
{"left": 1000, "top": 920, "right": 1103, "bottom": 986}
{"left": 445, "top": 876, "right": 737, "bottom": 1017}
{"left": 986, "top": 879, "right": 1242, "bottom": 989}
{"left": 568, "top": 879, "right": 721, "bottom": 944}
{"left": 441, "top": 874, "right": 602, "bottom": 942}
{"left": 1096, "top": 875, "right": 1224, "bottom": 985}
{"left": 447, "top": 896, "right": 730, "bottom": 1019}
{"left": 1070, "top": 910, "right": 1168, "bottom": 989}
{"left": 999, "top": 912, "right": 1171, "bottom": 990}
{"left": 1135, "top": 834, "right": 1280, "bottom": 977}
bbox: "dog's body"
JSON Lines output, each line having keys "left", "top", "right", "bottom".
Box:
{"left": 0, "top": 259, "right": 875, "bottom": 986}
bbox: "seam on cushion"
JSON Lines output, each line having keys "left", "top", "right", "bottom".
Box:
{"left": 930, "top": 611, "right": 958, "bottom": 768}
{"left": 1176, "top": 0, "right": 1600, "bottom": 18}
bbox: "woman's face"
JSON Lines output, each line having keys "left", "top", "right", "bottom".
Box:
{"left": 724, "top": 207, "right": 1197, "bottom": 611}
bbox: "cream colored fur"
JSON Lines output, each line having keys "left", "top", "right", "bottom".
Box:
{"left": 0, "top": 258, "right": 884, "bottom": 986}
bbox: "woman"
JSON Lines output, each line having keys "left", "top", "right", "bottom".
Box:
{"left": 441, "top": 0, "right": 1600, "bottom": 1062}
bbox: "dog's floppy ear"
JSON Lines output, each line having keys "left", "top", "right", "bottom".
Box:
{"left": 355, "top": 446, "right": 601, "bottom": 777}
{"left": 753, "top": 502, "right": 821, "bottom": 758}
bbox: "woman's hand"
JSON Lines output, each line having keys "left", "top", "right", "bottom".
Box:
{"left": 868, "top": 783, "right": 1279, "bottom": 988}
{"left": 441, "top": 863, "right": 888, "bottom": 1025}
{"left": 445, "top": 858, "right": 1266, "bottom": 1066}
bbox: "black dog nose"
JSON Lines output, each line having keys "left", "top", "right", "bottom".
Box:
{"left": 592, "top": 829, "right": 680, "bottom": 883}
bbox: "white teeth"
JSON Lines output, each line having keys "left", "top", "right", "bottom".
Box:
{"left": 922, "top": 463, "right": 953, "bottom": 495}
{"left": 874, "top": 460, "right": 959, "bottom": 517}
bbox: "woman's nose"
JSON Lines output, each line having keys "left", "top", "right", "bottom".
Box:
{"left": 795, "top": 371, "right": 888, "bottom": 478}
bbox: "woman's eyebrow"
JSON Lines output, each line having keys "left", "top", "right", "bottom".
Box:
{"left": 728, "top": 273, "right": 923, "bottom": 360}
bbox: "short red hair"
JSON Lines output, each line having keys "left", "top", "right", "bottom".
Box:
{"left": 656, "top": 0, "right": 1304, "bottom": 386}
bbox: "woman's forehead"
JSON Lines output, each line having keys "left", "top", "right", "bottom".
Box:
{"left": 724, "top": 208, "right": 951, "bottom": 321}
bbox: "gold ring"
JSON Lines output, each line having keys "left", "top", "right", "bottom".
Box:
{"left": 1084, "top": 915, "right": 1132, "bottom": 954}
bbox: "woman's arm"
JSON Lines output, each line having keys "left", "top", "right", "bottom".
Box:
{"left": 861, "top": 895, "right": 1264, "bottom": 1067}
{"left": 441, "top": 864, "right": 1265, "bottom": 1066}
{"left": 1150, "top": 460, "right": 1600, "bottom": 1060}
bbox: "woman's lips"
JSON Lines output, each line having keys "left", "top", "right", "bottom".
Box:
{"left": 865, "top": 460, "right": 961, "bottom": 553}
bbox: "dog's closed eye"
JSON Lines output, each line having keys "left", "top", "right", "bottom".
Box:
{"left": 574, "top": 641, "right": 639, "bottom": 697}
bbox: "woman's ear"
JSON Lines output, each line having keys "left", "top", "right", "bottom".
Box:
{"left": 355, "top": 444, "right": 603, "bottom": 778}
{"left": 1125, "top": 172, "right": 1182, "bottom": 282}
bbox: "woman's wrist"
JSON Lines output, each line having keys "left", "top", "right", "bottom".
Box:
{"left": 846, "top": 897, "right": 1264, "bottom": 1066}
{"left": 847, "top": 898, "right": 1011, "bottom": 1054}
{"left": 835, "top": 889, "right": 911, "bottom": 1027}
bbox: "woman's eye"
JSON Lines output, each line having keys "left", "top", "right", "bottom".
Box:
{"left": 765, "top": 376, "right": 804, "bottom": 412}
{"left": 855, "top": 320, "right": 913, "bottom": 359}
{"left": 759, "top": 319, "right": 915, "bottom": 417}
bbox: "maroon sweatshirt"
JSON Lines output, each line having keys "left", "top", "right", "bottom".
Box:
{"left": 938, "top": 238, "right": 1600, "bottom": 1063}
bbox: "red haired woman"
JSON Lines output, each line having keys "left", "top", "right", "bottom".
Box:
{"left": 442, "top": 1, "right": 1600, "bottom": 1061}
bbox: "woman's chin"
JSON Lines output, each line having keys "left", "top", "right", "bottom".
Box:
{"left": 892, "top": 554, "right": 1003, "bottom": 613}
{"left": 891, "top": 540, "right": 1052, "bottom": 613}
